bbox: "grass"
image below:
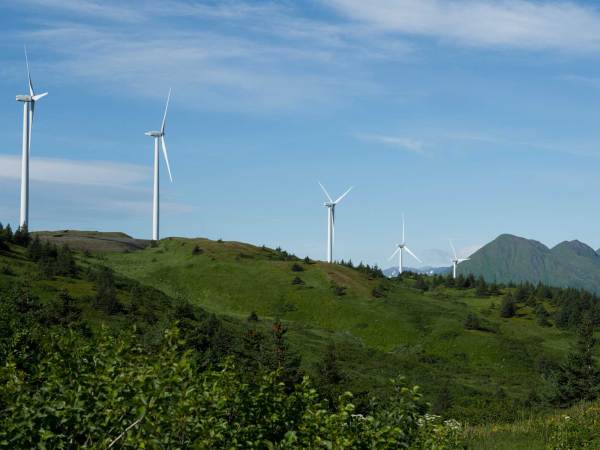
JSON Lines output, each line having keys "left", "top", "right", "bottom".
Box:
{"left": 3, "top": 231, "right": 595, "bottom": 443}
{"left": 93, "top": 236, "right": 580, "bottom": 423}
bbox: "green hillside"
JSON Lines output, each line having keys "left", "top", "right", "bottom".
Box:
{"left": 459, "top": 234, "right": 600, "bottom": 293}
{"left": 94, "top": 235, "right": 578, "bottom": 422}
{"left": 4, "top": 229, "right": 600, "bottom": 448}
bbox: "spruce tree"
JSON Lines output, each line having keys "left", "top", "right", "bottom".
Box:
{"left": 316, "top": 342, "right": 345, "bottom": 407}
{"left": 553, "top": 319, "right": 600, "bottom": 407}
{"left": 500, "top": 293, "right": 516, "bottom": 318}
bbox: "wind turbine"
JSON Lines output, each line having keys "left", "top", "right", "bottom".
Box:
{"left": 16, "top": 46, "right": 48, "bottom": 229}
{"left": 145, "top": 89, "right": 173, "bottom": 241}
{"left": 449, "top": 239, "right": 470, "bottom": 279}
{"left": 389, "top": 214, "right": 422, "bottom": 275}
{"left": 318, "top": 182, "right": 353, "bottom": 263}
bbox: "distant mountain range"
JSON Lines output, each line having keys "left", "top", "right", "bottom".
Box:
{"left": 384, "top": 266, "right": 451, "bottom": 277}
{"left": 458, "top": 234, "right": 600, "bottom": 293}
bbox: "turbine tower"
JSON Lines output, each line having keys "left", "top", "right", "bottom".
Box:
{"left": 449, "top": 239, "right": 470, "bottom": 279}
{"left": 145, "top": 89, "right": 173, "bottom": 241}
{"left": 389, "top": 214, "right": 422, "bottom": 275}
{"left": 16, "top": 47, "right": 48, "bottom": 229}
{"left": 318, "top": 182, "right": 353, "bottom": 263}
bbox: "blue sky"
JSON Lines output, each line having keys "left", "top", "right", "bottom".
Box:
{"left": 2, "top": 0, "right": 600, "bottom": 268}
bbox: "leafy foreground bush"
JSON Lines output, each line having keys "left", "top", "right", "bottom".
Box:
{"left": 0, "top": 327, "right": 463, "bottom": 449}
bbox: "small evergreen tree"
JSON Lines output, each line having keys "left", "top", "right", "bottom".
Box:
{"left": 535, "top": 303, "right": 551, "bottom": 327}
{"left": 464, "top": 313, "right": 481, "bottom": 330}
{"left": 500, "top": 293, "right": 516, "bottom": 318}
{"left": 316, "top": 342, "right": 345, "bottom": 408}
{"left": 553, "top": 319, "right": 600, "bottom": 407}
{"left": 27, "top": 236, "right": 43, "bottom": 261}
{"left": 94, "top": 267, "right": 118, "bottom": 314}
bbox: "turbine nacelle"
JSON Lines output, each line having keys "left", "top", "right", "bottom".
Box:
{"left": 145, "top": 130, "right": 164, "bottom": 138}
{"left": 16, "top": 94, "right": 32, "bottom": 102}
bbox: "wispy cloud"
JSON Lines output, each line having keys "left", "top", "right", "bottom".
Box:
{"left": 356, "top": 133, "right": 425, "bottom": 154}
{"left": 0, "top": 154, "right": 148, "bottom": 188}
{"left": 559, "top": 74, "right": 600, "bottom": 89}
{"left": 323, "top": 0, "right": 600, "bottom": 52}
{"left": 4, "top": 1, "right": 411, "bottom": 112}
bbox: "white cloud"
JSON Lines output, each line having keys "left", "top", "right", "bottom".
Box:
{"left": 323, "top": 0, "right": 600, "bottom": 52}
{"left": 0, "top": 154, "right": 148, "bottom": 187}
{"left": 356, "top": 133, "right": 425, "bottom": 154}
{"left": 3, "top": 1, "right": 412, "bottom": 112}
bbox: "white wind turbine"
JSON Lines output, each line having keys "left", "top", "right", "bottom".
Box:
{"left": 318, "top": 182, "right": 353, "bottom": 263}
{"left": 449, "top": 239, "right": 470, "bottom": 279}
{"left": 389, "top": 214, "right": 422, "bottom": 275}
{"left": 16, "top": 47, "right": 48, "bottom": 229}
{"left": 145, "top": 89, "right": 173, "bottom": 241}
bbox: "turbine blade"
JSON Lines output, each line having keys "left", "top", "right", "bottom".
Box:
{"left": 318, "top": 181, "right": 333, "bottom": 202}
{"left": 402, "top": 213, "right": 405, "bottom": 244}
{"left": 405, "top": 246, "right": 422, "bottom": 263}
{"left": 32, "top": 92, "right": 48, "bottom": 101}
{"left": 458, "top": 258, "right": 470, "bottom": 263}
{"left": 449, "top": 239, "right": 457, "bottom": 260}
{"left": 389, "top": 248, "right": 400, "bottom": 260}
{"left": 160, "top": 88, "right": 171, "bottom": 134}
{"left": 25, "top": 45, "right": 34, "bottom": 97}
{"left": 160, "top": 136, "right": 173, "bottom": 182}
{"left": 334, "top": 186, "right": 353, "bottom": 204}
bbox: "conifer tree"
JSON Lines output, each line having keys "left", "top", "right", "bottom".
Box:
{"left": 553, "top": 319, "right": 600, "bottom": 406}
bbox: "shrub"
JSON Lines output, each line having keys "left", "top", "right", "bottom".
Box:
{"left": 464, "top": 313, "right": 481, "bottom": 330}
{"left": 192, "top": 245, "right": 204, "bottom": 255}
{"left": 291, "top": 263, "right": 304, "bottom": 272}
{"left": 500, "top": 294, "right": 516, "bottom": 318}
{"left": 292, "top": 276, "right": 305, "bottom": 286}
{"left": 0, "top": 327, "right": 465, "bottom": 448}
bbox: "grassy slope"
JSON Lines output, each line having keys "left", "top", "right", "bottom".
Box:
{"left": 97, "top": 237, "right": 577, "bottom": 422}
{"left": 465, "top": 400, "right": 600, "bottom": 449}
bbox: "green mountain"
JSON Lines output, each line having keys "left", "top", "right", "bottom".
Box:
{"left": 458, "top": 234, "right": 600, "bottom": 293}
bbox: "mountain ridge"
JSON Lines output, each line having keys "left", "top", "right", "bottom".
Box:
{"left": 459, "top": 234, "right": 600, "bottom": 292}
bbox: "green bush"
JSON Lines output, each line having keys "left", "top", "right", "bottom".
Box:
{"left": 0, "top": 327, "right": 464, "bottom": 449}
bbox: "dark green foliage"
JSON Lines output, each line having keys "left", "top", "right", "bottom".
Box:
{"left": 45, "top": 289, "right": 81, "bottom": 325}
{"left": 372, "top": 283, "right": 386, "bottom": 298}
{"left": 475, "top": 276, "right": 489, "bottom": 297}
{"left": 332, "top": 283, "right": 346, "bottom": 296}
{"left": 552, "top": 319, "right": 600, "bottom": 407}
{"left": 414, "top": 276, "right": 429, "bottom": 292}
{"left": 535, "top": 303, "right": 551, "bottom": 327}
{"left": 340, "top": 259, "right": 384, "bottom": 279}
{"left": 316, "top": 342, "right": 345, "bottom": 407}
{"left": 94, "top": 266, "right": 119, "bottom": 314}
{"left": 27, "top": 235, "right": 42, "bottom": 261}
{"left": 500, "top": 293, "right": 517, "bottom": 318}
{"left": 0, "top": 325, "right": 462, "bottom": 449}
{"left": 192, "top": 244, "right": 203, "bottom": 255}
{"left": 271, "top": 319, "right": 303, "bottom": 392}
{"left": 292, "top": 276, "right": 305, "bottom": 285}
{"left": 12, "top": 226, "right": 31, "bottom": 247}
{"left": 433, "top": 384, "right": 453, "bottom": 415}
{"left": 291, "top": 262, "right": 304, "bottom": 272}
{"left": 464, "top": 313, "right": 481, "bottom": 330}
{"left": 247, "top": 311, "right": 259, "bottom": 322}
{"left": 32, "top": 241, "right": 78, "bottom": 278}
